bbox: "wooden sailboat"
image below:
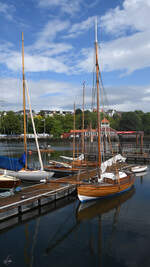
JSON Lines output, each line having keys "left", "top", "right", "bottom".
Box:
{"left": 60, "top": 85, "right": 97, "bottom": 168}
{"left": 77, "top": 18, "right": 135, "bottom": 202}
{"left": 0, "top": 173, "right": 20, "bottom": 191}
{"left": 44, "top": 102, "right": 82, "bottom": 176}
{"left": 4, "top": 33, "right": 54, "bottom": 182}
{"left": 76, "top": 186, "right": 135, "bottom": 221}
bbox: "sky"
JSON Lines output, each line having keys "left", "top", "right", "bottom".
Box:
{"left": 0, "top": 0, "right": 150, "bottom": 112}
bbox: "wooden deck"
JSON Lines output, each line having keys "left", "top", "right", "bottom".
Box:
{"left": 0, "top": 168, "right": 97, "bottom": 223}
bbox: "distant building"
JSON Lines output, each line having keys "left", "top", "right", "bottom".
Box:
{"left": 38, "top": 110, "right": 73, "bottom": 117}
{"left": 15, "top": 110, "right": 36, "bottom": 118}
{"left": 61, "top": 118, "right": 118, "bottom": 139}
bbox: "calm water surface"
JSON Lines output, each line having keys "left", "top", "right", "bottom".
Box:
{"left": 0, "top": 141, "right": 150, "bottom": 267}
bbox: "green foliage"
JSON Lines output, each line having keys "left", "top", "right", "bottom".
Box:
{"left": 141, "top": 112, "right": 150, "bottom": 134}
{"left": 119, "top": 112, "right": 142, "bottom": 131}
{"left": 1, "top": 111, "right": 22, "bottom": 134}
{"left": 1, "top": 109, "right": 150, "bottom": 137}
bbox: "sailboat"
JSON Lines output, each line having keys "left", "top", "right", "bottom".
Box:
{"left": 60, "top": 87, "right": 97, "bottom": 168}
{"left": 0, "top": 33, "right": 54, "bottom": 182}
{"left": 0, "top": 172, "right": 21, "bottom": 191}
{"left": 76, "top": 186, "right": 135, "bottom": 221}
{"left": 77, "top": 18, "right": 135, "bottom": 202}
{"left": 44, "top": 102, "right": 82, "bottom": 176}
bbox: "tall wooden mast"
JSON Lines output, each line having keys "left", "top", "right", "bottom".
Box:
{"left": 22, "top": 32, "right": 27, "bottom": 169}
{"left": 73, "top": 102, "right": 76, "bottom": 162}
{"left": 95, "top": 17, "right": 101, "bottom": 169}
{"left": 81, "top": 81, "right": 85, "bottom": 156}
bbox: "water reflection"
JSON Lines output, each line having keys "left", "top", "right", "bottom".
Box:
{"left": 76, "top": 188, "right": 135, "bottom": 267}
{"left": 76, "top": 187, "right": 135, "bottom": 222}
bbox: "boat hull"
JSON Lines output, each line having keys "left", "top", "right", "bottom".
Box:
{"left": 78, "top": 176, "right": 135, "bottom": 202}
{"left": 0, "top": 175, "right": 21, "bottom": 190}
{"left": 131, "top": 166, "right": 148, "bottom": 173}
{"left": 44, "top": 165, "right": 79, "bottom": 177}
{"left": 4, "top": 170, "right": 54, "bottom": 182}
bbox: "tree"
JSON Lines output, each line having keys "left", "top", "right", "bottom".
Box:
{"left": 1, "top": 111, "right": 21, "bottom": 134}
{"left": 142, "top": 112, "right": 150, "bottom": 134}
{"left": 119, "top": 112, "right": 142, "bottom": 131}
{"left": 51, "top": 118, "right": 63, "bottom": 138}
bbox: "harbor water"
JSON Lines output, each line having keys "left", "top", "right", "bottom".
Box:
{"left": 0, "top": 141, "right": 150, "bottom": 267}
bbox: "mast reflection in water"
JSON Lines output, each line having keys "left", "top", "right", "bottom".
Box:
{"left": 0, "top": 142, "right": 150, "bottom": 267}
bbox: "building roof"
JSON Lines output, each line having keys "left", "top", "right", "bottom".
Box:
{"left": 101, "top": 118, "right": 109, "bottom": 123}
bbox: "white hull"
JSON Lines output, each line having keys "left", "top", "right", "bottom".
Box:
{"left": 131, "top": 166, "right": 148, "bottom": 173}
{"left": 4, "top": 170, "right": 54, "bottom": 182}
{"left": 78, "top": 194, "right": 100, "bottom": 202}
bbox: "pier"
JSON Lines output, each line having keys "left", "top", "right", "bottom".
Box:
{"left": 0, "top": 169, "right": 96, "bottom": 228}
{"left": 86, "top": 152, "right": 150, "bottom": 163}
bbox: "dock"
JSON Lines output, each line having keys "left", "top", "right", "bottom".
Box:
{"left": 86, "top": 152, "right": 150, "bottom": 163}
{"left": 0, "top": 169, "right": 96, "bottom": 228}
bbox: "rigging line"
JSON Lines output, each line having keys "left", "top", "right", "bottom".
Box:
{"left": 30, "top": 217, "right": 41, "bottom": 267}
{"left": 45, "top": 222, "right": 80, "bottom": 255}
{"left": 45, "top": 211, "right": 79, "bottom": 253}
{"left": 25, "top": 80, "right": 44, "bottom": 171}
{"left": 98, "top": 68, "right": 109, "bottom": 111}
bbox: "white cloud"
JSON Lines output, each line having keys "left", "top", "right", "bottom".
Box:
{"left": 0, "top": 2, "right": 15, "bottom": 20}
{"left": 1, "top": 77, "right": 150, "bottom": 112}
{"left": 33, "top": 19, "right": 70, "bottom": 49}
{"left": 65, "top": 16, "right": 95, "bottom": 38}
{"left": 0, "top": 78, "right": 80, "bottom": 111}
{"left": 38, "top": 0, "right": 82, "bottom": 15}
{"left": 0, "top": 20, "right": 72, "bottom": 74}
{"left": 77, "top": 27, "right": 150, "bottom": 75}
{"left": 101, "top": 0, "right": 150, "bottom": 36}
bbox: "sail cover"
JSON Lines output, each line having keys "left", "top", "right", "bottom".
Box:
{"left": 101, "top": 154, "right": 126, "bottom": 173}
{"left": 0, "top": 152, "right": 26, "bottom": 171}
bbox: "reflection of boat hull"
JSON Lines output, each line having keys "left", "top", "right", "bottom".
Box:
{"left": 77, "top": 186, "right": 135, "bottom": 221}
{"left": 135, "top": 171, "right": 147, "bottom": 177}
{"left": 131, "top": 166, "right": 148, "bottom": 173}
{"left": 0, "top": 174, "right": 21, "bottom": 190}
{"left": 78, "top": 175, "right": 135, "bottom": 202}
{"left": 4, "top": 170, "right": 54, "bottom": 182}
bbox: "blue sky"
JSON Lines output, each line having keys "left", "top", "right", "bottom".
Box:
{"left": 0, "top": 0, "right": 150, "bottom": 112}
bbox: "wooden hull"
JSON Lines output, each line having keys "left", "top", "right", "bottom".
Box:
{"left": 44, "top": 165, "right": 79, "bottom": 177}
{"left": 0, "top": 175, "right": 21, "bottom": 190}
{"left": 77, "top": 186, "right": 135, "bottom": 221}
{"left": 71, "top": 160, "right": 97, "bottom": 167}
{"left": 78, "top": 176, "right": 135, "bottom": 202}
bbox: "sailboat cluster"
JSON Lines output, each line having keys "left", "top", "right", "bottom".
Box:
{"left": 0, "top": 19, "right": 147, "bottom": 202}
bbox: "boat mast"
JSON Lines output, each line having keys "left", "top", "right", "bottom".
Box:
{"left": 95, "top": 17, "right": 101, "bottom": 170}
{"left": 73, "top": 102, "right": 76, "bottom": 163}
{"left": 22, "top": 32, "right": 27, "bottom": 169}
{"left": 81, "top": 81, "right": 85, "bottom": 156}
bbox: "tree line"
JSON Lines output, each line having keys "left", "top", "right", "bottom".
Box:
{"left": 0, "top": 109, "right": 150, "bottom": 138}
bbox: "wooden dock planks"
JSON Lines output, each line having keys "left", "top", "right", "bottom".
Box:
{"left": 0, "top": 168, "right": 97, "bottom": 221}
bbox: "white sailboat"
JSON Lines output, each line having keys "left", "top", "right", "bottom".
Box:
{"left": 5, "top": 33, "right": 54, "bottom": 182}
